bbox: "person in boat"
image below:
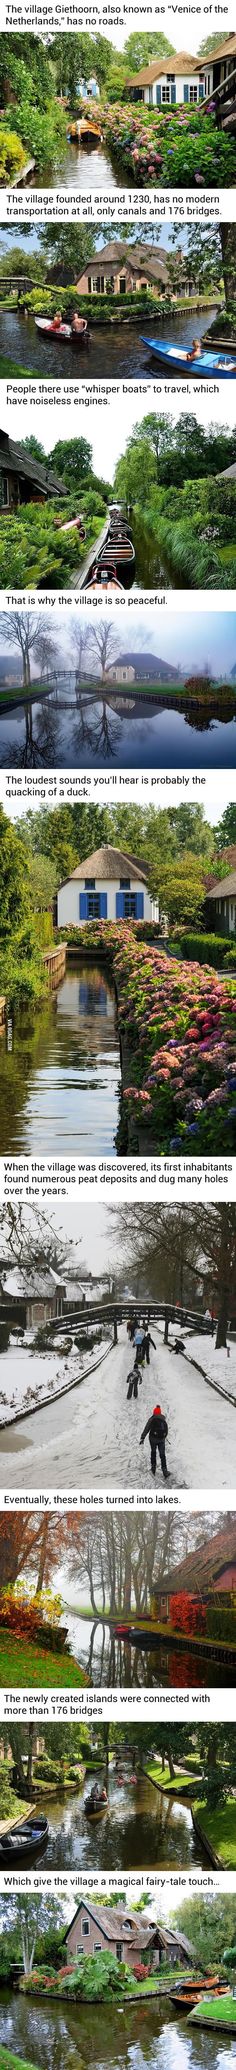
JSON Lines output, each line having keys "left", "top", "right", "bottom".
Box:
{"left": 71, "top": 310, "right": 87, "bottom": 343}
{"left": 140, "top": 1404, "right": 169, "bottom": 1480}
{"left": 127, "top": 1362, "right": 143, "bottom": 1401}
{"left": 186, "top": 337, "right": 201, "bottom": 362}
{"left": 51, "top": 311, "right": 63, "bottom": 331}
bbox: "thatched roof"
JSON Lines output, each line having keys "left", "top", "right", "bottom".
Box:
{"left": 0, "top": 430, "right": 66, "bottom": 499}
{"left": 207, "top": 872, "right": 236, "bottom": 900}
{"left": 156, "top": 1521, "right": 236, "bottom": 1596}
{"left": 64, "top": 1900, "right": 194, "bottom": 1955}
{"left": 61, "top": 845, "right": 149, "bottom": 887}
{"left": 128, "top": 51, "right": 198, "bottom": 84}
{"left": 195, "top": 31, "right": 236, "bottom": 64}
{"left": 78, "top": 240, "right": 169, "bottom": 284}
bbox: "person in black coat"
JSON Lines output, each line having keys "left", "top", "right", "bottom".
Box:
{"left": 142, "top": 1325, "right": 156, "bottom": 1366}
{"left": 140, "top": 1404, "right": 169, "bottom": 1479}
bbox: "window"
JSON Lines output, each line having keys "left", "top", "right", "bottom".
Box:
{"left": 94, "top": 1943, "right": 102, "bottom": 1951}
{"left": 87, "top": 894, "right": 100, "bottom": 918}
{"left": 87, "top": 277, "right": 92, "bottom": 294}
{"left": 119, "top": 277, "right": 126, "bottom": 294}
{"left": 116, "top": 1943, "right": 123, "bottom": 1960}
{"left": 189, "top": 85, "right": 198, "bottom": 101}
{"left": 76, "top": 1946, "right": 83, "bottom": 1957}
{"left": 124, "top": 894, "right": 136, "bottom": 917}
{"left": 2, "top": 475, "right": 9, "bottom": 506}
{"left": 82, "top": 1919, "right": 89, "bottom": 1936}
{"left": 120, "top": 878, "right": 130, "bottom": 888}
{"left": 208, "top": 73, "right": 211, "bottom": 92}
{"left": 96, "top": 276, "right": 101, "bottom": 293}
{"left": 162, "top": 85, "right": 170, "bottom": 102}
{"left": 86, "top": 879, "right": 96, "bottom": 888}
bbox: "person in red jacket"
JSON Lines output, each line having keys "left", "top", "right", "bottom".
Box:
{"left": 140, "top": 1404, "right": 169, "bottom": 1479}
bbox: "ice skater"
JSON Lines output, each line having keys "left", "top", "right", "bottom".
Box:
{"left": 127, "top": 1362, "right": 143, "bottom": 1401}
{"left": 140, "top": 1404, "right": 169, "bottom": 1479}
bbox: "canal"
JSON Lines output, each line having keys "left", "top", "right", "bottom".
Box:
{"left": 0, "top": 681, "right": 235, "bottom": 771}
{"left": 34, "top": 1765, "right": 207, "bottom": 1870}
{"left": 58, "top": 1594, "right": 236, "bottom": 1690}
{"left": 0, "top": 1988, "right": 231, "bottom": 2070}
{"left": 0, "top": 961, "right": 120, "bottom": 1156}
{"left": 0, "top": 303, "right": 218, "bottom": 381}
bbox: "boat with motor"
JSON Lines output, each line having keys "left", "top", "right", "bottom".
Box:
{"left": 141, "top": 337, "right": 236, "bottom": 377}
{"left": 0, "top": 1815, "right": 48, "bottom": 1862}
{"left": 35, "top": 317, "right": 89, "bottom": 347}
{"left": 84, "top": 1789, "right": 108, "bottom": 1823}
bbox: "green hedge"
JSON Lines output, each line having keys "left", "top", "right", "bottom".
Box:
{"left": 175, "top": 930, "right": 236, "bottom": 969}
{"left": 19, "top": 285, "right": 173, "bottom": 323}
{"left": 207, "top": 1605, "right": 236, "bottom": 1643}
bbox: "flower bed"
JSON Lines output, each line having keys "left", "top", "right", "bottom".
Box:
{"left": 60, "top": 921, "right": 236, "bottom": 1153}
{"left": 103, "top": 102, "right": 235, "bottom": 186}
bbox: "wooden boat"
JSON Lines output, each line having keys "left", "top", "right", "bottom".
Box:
{"left": 98, "top": 541, "right": 135, "bottom": 569}
{"left": 170, "top": 1978, "right": 227, "bottom": 2014}
{"left": 86, "top": 566, "right": 123, "bottom": 591}
{"left": 35, "top": 317, "right": 89, "bottom": 347}
{"left": 141, "top": 336, "right": 236, "bottom": 378}
{"left": 68, "top": 117, "right": 102, "bottom": 143}
{"left": 0, "top": 1816, "right": 48, "bottom": 1862}
{"left": 84, "top": 1794, "right": 108, "bottom": 1823}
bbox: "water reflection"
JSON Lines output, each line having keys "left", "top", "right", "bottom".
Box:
{"left": 35, "top": 1768, "right": 206, "bottom": 1870}
{"left": 61, "top": 1606, "right": 236, "bottom": 1690}
{"left": 0, "top": 1989, "right": 232, "bottom": 2070}
{"left": 0, "top": 963, "right": 120, "bottom": 1156}
{"left": 32, "top": 138, "right": 126, "bottom": 190}
{"left": 0, "top": 679, "right": 236, "bottom": 770}
{"left": 0, "top": 304, "right": 218, "bottom": 382}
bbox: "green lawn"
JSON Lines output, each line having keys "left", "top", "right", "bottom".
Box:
{"left": 0, "top": 683, "right": 51, "bottom": 708}
{"left": 0, "top": 356, "right": 35, "bottom": 377}
{"left": 0, "top": 2051, "right": 41, "bottom": 2070}
{"left": 0, "top": 1633, "right": 86, "bottom": 1688}
{"left": 190, "top": 1994, "right": 236, "bottom": 2026}
{"left": 194, "top": 1796, "right": 236, "bottom": 1867}
{"left": 147, "top": 1764, "right": 202, "bottom": 1795}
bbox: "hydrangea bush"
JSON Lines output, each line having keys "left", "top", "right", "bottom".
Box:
{"left": 103, "top": 102, "right": 235, "bottom": 187}
{"left": 63, "top": 921, "right": 236, "bottom": 1154}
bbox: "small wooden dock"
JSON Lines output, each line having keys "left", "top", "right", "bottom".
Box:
{"left": 43, "top": 943, "right": 67, "bottom": 989}
{"left": 0, "top": 1800, "right": 36, "bottom": 1837}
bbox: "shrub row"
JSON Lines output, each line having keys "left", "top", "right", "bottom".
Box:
{"left": 175, "top": 930, "right": 236, "bottom": 970}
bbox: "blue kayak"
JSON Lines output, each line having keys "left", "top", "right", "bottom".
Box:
{"left": 141, "top": 337, "right": 236, "bottom": 378}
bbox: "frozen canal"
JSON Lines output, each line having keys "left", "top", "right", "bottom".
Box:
{"left": 0, "top": 1324, "right": 234, "bottom": 1490}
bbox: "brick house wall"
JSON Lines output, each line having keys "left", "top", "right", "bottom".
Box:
{"left": 65, "top": 1909, "right": 156, "bottom": 1968}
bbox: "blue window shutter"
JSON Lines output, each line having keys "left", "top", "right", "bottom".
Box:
{"left": 171, "top": 84, "right": 176, "bottom": 102}
{"left": 156, "top": 83, "right": 161, "bottom": 105}
{"left": 116, "top": 892, "right": 124, "bottom": 917}
{"left": 136, "top": 893, "right": 144, "bottom": 919}
{"left": 79, "top": 893, "right": 87, "bottom": 919}
{"left": 183, "top": 84, "right": 189, "bottom": 101}
{"left": 199, "top": 82, "right": 204, "bottom": 98}
{"left": 100, "top": 894, "right": 107, "bottom": 919}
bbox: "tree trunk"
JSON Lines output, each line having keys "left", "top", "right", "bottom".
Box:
{"left": 219, "top": 225, "right": 236, "bottom": 308}
{"left": 26, "top": 1724, "right": 35, "bottom": 1789}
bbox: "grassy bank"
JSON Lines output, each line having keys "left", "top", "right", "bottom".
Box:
{"left": 146, "top": 1763, "right": 202, "bottom": 1794}
{"left": 0, "top": 355, "right": 34, "bottom": 377}
{"left": 0, "top": 2051, "right": 42, "bottom": 2070}
{"left": 190, "top": 1994, "right": 236, "bottom": 2027}
{"left": 194, "top": 1796, "right": 236, "bottom": 1867}
{"left": 0, "top": 1632, "right": 86, "bottom": 1687}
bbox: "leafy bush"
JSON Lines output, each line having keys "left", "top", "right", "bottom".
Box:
{"left": 206, "top": 1603, "right": 236, "bottom": 1643}
{"left": 0, "top": 127, "right": 27, "bottom": 180}
{"left": 103, "top": 100, "right": 236, "bottom": 187}
{"left": 4, "top": 98, "right": 66, "bottom": 177}
{"left": 175, "top": 931, "right": 232, "bottom": 970}
{"left": 0, "top": 495, "right": 107, "bottom": 589}
{"left": 170, "top": 1593, "right": 206, "bottom": 1636}
{"left": 133, "top": 1962, "right": 150, "bottom": 1981}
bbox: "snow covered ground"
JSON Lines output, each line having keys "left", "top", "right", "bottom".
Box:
{"left": 0, "top": 1324, "right": 234, "bottom": 1491}
{"left": 0, "top": 1334, "right": 111, "bottom": 1424}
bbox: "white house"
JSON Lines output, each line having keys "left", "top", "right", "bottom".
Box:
{"left": 128, "top": 33, "right": 236, "bottom": 108}
{"left": 128, "top": 52, "right": 205, "bottom": 108}
{"left": 57, "top": 843, "right": 157, "bottom": 927}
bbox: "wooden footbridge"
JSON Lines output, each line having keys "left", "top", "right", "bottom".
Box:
{"left": 48, "top": 1299, "right": 215, "bottom": 1346}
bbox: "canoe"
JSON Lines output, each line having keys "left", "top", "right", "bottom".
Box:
{"left": 98, "top": 541, "right": 135, "bottom": 567}
{"left": 0, "top": 1816, "right": 48, "bottom": 1861}
{"left": 35, "top": 317, "right": 88, "bottom": 346}
{"left": 141, "top": 336, "right": 236, "bottom": 377}
{"left": 170, "top": 1986, "right": 228, "bottom": 2014}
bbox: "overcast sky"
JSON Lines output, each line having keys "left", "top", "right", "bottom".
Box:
{"left": 5, "top": 388, "right": 236, "bottom": 481}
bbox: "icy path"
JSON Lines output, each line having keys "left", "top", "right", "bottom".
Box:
{"left": 0, "top": 1325, "right": 234, "bottom": 1490}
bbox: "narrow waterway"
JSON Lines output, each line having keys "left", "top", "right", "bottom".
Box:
{"left": 58, "top": 1590, "right": 236, "bottom": 1689}
{"left": 34, "top": 1765, "right": 207, "bottom": 1870}
{"left": 0, "top": 303, "right": 218, "bottom": 380}
{"left": 0, "top": 1988, "right": 232, "bottom": 2070}
{"left": 0, "top": 682, "right": 235, "bottom": 770}
{"left": 0, "top": 961, "right": 120, "bottom": 1156}
{"left": 31, "top": 136, "right": 127, "bottom": 190}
